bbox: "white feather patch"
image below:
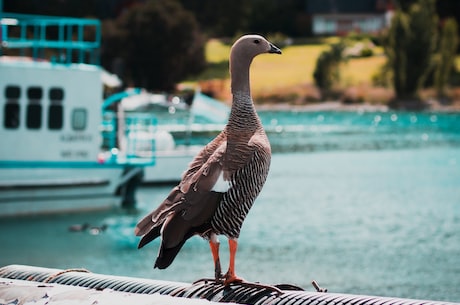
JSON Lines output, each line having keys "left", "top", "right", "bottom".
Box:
{"left": 211, "top": 171, "right": 230, "bottom": 193}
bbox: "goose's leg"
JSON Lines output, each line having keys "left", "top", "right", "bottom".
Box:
{"left": 209, "top": 233, "right": 222, "bottom": 281}
{"left": 224, "top": 238, "right": 243, "bottom": 285}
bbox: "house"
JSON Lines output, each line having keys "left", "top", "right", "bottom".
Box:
{"left": 307, "top": 0, "right": 394, "bottom": 36}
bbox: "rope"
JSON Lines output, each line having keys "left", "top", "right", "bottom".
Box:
{"left": 43, "top": 268, "right": 91, "bottom": 283}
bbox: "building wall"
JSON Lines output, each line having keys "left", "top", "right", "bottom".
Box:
{"left": 312, "top": 13, "right": 387, "bottom": 35}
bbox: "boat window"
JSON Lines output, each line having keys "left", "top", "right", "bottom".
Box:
{"left": 26, "top": 87, "right": 43, "bottom": 129}
{"left": 49, "top": 88, "right": 64, "bottom": 100}
{"left": 72, "top": 108, "right": 87, "bottom": 130}
{"left": 4, "top": 103, "right": 20, "bottom": 129}
{"left": 27, "top": 87, "right": 43, "bottom": 99}
{"left": 26, "top": 103, "right": 42, "bottom": 129}
{"left": 5, "top": 86, "right": 21, "bottom": 99}
{"left": 48, "top": 104, "right": 63, "bottom": 129}
{"left": 48, "top": 88, "right": 64, "bottom": 130}
{"left": 4, "top": 85, "right": 21, "bottom": 129}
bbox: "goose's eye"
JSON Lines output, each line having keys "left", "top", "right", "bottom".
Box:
{"left": 253, "top": 39, "right": 260, "bottom": 44}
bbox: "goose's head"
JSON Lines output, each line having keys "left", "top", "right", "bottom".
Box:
{"left": 229, "top": 35, "right": 281, "bottom": 95}
{"left": 230, "top": 35, "right": 282, "bottom": 64}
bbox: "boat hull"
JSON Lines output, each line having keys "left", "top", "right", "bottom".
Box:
{"left": 0, "top": 166, "right": 123, "bottom": 217}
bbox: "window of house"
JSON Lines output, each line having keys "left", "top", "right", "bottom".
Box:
{"left": 26, "top": 87, "right": 43, "bottom": 129}
{"left": 48, "top": 87, "right": 64, "bottom": 130}
{"left": 72, "top": 108, "right": 87, "bottom": 130}
{"left": 4, "top": 85, "right": 21, "bottom": 129}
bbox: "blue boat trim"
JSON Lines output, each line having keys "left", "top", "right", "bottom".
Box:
{"left": 0, "top": 161, "right": 125, "bottom": 169}
{"left": 1, "top": 12, "right": 101, "bottom": 65}
{"left": 0, "top": 178, "right": 110, "bottom": 190}
{"left": 0, "top": 193, "right": 116, "bottom": 204}
{"left": 101, "top": 87, "right": 142, "bottom": 111}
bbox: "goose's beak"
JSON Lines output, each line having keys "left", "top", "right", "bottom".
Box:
{"left": 268, "top": 43, "right": 282, "bottom": 54}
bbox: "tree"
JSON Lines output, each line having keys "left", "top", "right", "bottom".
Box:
{"left": 247, "top": 0, "right": 307, "bottom": 37}
{"left": 105, "top": 0, "right": 206, "bottom": 91}
{"left": 179, "top": 0, "right": 251, "bottom": 37}
{"left": 434, "top": 18, "right": 459, "bottom": 100}
{"left": 383, "top": 0, "right": 438, "bottom": 109}
{"left": 384, "top": 10, "right": 410, "bottom": 100}
{"left": 179, "top": 0, "right": 309, "bottom": 38}
{"left": 313, "top": 42, "right": 345, "bottom": 96}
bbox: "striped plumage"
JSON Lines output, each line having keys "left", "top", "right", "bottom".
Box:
{"left": 210, "top": 92, "right": 271, "bottom": 238}
{"left": 135, "top": 35, "right": 281, "bottom": 285}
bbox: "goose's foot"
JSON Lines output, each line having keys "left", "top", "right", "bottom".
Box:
{"left": 214, "top": 261, "right": 223, "bottom": 282}
{"left": 223, "top": 238, "right": 244, "bottom": 286}
{"left": 223, "top": 272, "right": 243, "bottom": 286}
{"left": 209, "top": 234, "right": 224, "bottom": 283}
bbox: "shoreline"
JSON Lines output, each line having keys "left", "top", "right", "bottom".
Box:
{"left": 255, "top": 100, "right": 460, "bottom": 112}
{"left": 194, "top": 79, "right": 460, "bottom": 113}
{"left": 255, "top": 101, "right": 388, "bottom": 112}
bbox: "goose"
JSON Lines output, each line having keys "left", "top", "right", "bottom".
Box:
{"left": 88, "top": 224, "right": 108, "bottom": 235}
{"left": 68, "top": 223, "right": 90, "bottom": 232}
{"left": 135, "top": 34, "right": 281, "bottom": 285}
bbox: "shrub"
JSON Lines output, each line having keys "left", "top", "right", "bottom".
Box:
{"left": 382, "top": 0, "right": 438, "bottom": 107}
{"left": 434, "top": 18, "right": 459, "bottom": 99}
{"left": 313, "top": 42, "right": 345, "bottom": 93}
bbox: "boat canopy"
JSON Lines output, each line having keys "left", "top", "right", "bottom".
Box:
{"left": 1, "top": 12, "right": 101, "bottom": 65}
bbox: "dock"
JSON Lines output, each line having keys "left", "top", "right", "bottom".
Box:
{"left": 1, "top": 265, "right": 458, "bottom": 305}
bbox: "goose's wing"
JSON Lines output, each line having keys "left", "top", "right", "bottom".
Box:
{"left": 135, "top": 140, "right": 228, "bottom": 269}
{"left": 134, "top": 132, "right": 227, "bottom": 238}
{"left": 180, "top": 131, "right": 227, "bottom": 188}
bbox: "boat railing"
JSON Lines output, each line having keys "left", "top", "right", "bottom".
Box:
{"left": 102, "top": 89, "right": 157, "bottom": 165}
{"left": 101, "top": 111, "right": 118, "bottom": 153}
{"left": 1, "top": 12, "right": 101, "bottom": 65}
{"left": 125, "top": 114, "right": 157, "bottom": 159}
{"left": 101, "top": 111, "right": 157, "bottom": 166}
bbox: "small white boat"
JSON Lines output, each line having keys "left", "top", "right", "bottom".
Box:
{"left": 114, "top": 90, "right": 230, "bottom": 184}
{"left": 0, "top": 13, "right": 155, "bottom": 216}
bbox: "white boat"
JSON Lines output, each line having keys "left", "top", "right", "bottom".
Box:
{"left": 0, "top": 13, "right": 155, "bottom": 216}
{"left": 110, "top": 89, "right": 230, "bottom": 184}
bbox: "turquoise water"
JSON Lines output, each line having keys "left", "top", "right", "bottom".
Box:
{"left": 262, "top": 110, "right": 460, "bottom": 152}
{"left": 1, "top": 110, "right": 459, "bottom": 302}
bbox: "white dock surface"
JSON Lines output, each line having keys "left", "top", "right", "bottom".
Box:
{"left": 0, "top": 278, "right": 229, "bottom": 305}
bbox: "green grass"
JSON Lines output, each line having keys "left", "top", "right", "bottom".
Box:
{"left": 189, "top": 39, "right": 387, "bottom": 97}
{"left": 341, "top": 56, "right": 386, "bottom": 85}
{"left": 251, "top": 44, "right": 328, "bottom": 95}
{"left": 206, "top": 39, "right": 231, "bottom": 63}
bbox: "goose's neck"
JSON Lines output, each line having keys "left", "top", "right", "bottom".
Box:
{"left": 227, "top": 54, "right": 261, "bottom": 136}
{"left": 230, "top": 54, "right": 252, "bottom": 96}
{"left": 227, "top": 91, "right": 261, "bottom": 136}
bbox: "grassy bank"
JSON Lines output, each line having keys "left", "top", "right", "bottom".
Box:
{"left": 186, "top": 39, "right": 459, "bottom": 108}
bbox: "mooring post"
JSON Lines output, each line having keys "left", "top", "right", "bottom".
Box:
{"left": 119, "top": 166, "right": 144, "bottom": 209}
